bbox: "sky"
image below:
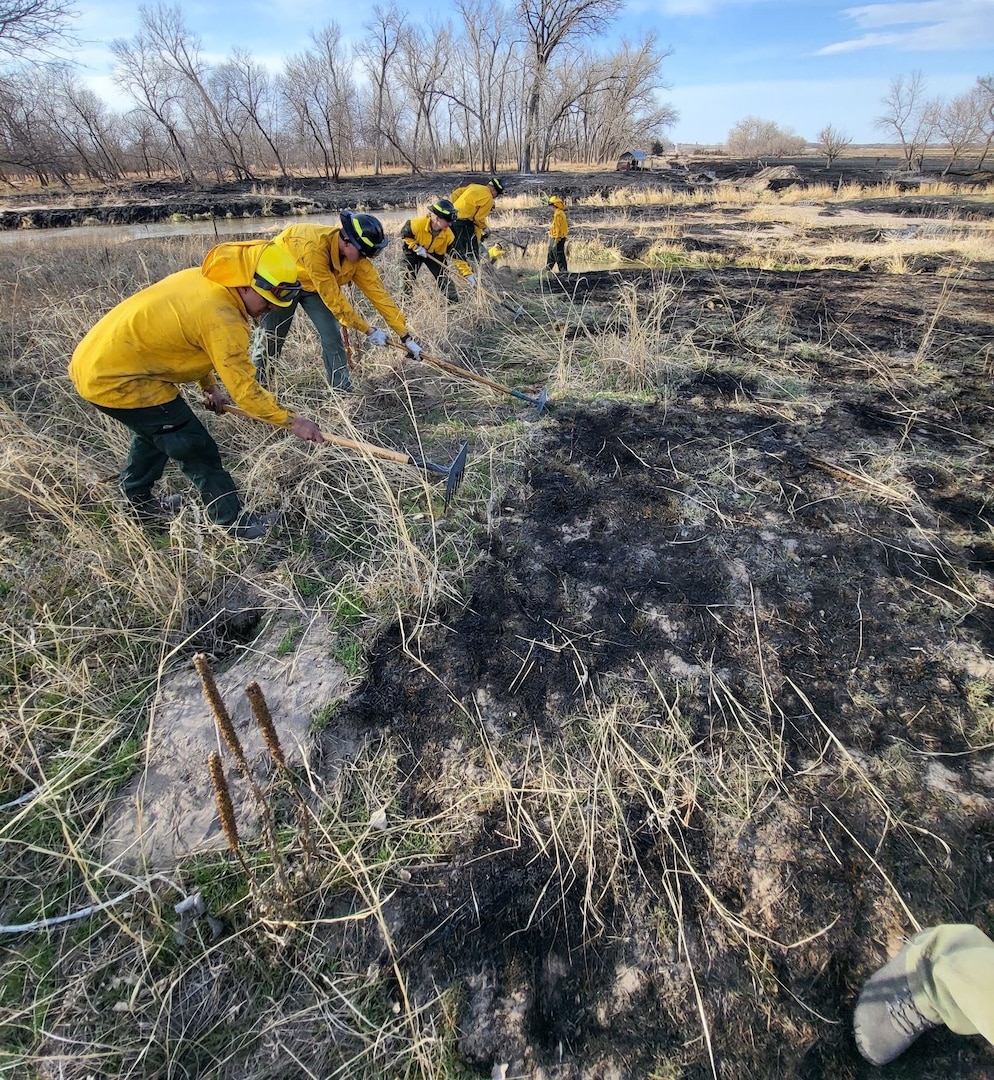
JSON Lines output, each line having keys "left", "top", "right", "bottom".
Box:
{"left": 70, "top": 0, "right": 994, "bottom": 146}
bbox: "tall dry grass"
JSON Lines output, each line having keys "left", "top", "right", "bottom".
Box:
{"left": 1, "top": 196, "right": 991, "bottom": 1078}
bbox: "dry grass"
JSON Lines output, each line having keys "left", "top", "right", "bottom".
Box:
{"left": 1, "top": 186, "right": 992, "bottom": 1078}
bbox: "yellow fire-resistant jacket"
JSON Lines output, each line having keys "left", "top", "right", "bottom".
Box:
{"left": 550, "top": 207, "right": 569, "bottom": 240}
{"left": 400, "top": 216, "right": 473, "bottom": 278}
{"left": 68, "top": 239, "right": 291, "bottom": 425}
{"left": 275, "top": 223, "right": 408, "bottom": 338}
{"left": 450, "top": 184, "right": 495, "bottom": 240}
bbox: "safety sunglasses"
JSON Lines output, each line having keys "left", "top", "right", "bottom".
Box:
{"left": 254, "top": 274, "right": 301, "bottom": 301}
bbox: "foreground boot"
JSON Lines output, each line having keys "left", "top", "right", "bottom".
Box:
{"left": 854, "top": 942, "right": 940, "bottom": 1065}
{"left": 225, "top": 511, "right": 280, "bottom": 541}
{"left": 130, "top": 493, "right": 183, "bottom": 523}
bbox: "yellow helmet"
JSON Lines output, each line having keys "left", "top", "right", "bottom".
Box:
{"left": 548, "top": 195, "right": 565, "bottom": 210}
{"left": 251, "top": 243, "right": 301, "bottom": 307}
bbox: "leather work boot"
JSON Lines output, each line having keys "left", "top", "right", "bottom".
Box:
{"left": 225, "top": 511, "right": 280, "bottom": 541}
{"left": 854, "top": 942, "right": 940, "bottom": 1065}
{"left": 131, "top": 493, "right": 182, "bottom": 522}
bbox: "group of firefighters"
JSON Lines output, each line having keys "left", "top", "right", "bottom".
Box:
{"left": 68, "top": 177, "right": 570, "bottom": 539}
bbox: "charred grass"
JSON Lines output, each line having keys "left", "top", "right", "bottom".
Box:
{"left": 2, "top": 182, "right": 994, "bottom": 1079}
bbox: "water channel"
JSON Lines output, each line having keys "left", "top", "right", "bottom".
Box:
{"left": 0, "top": 209, "right": 413, "bottom": 247}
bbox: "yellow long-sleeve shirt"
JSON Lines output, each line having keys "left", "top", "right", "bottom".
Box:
{"left": 68, "top": 241, "right": 290, "bottom": 425}
{"left": 400, "top": 216, "right": 473, "bottom": 277}
{"left": 275, "top": 223, "right": 408, "bottom": 338}
{"left": 550, "top": 207, "right": 569, "bottom": 240}
{"left": 450, "top": 184, "right": 495, "bottom": 240}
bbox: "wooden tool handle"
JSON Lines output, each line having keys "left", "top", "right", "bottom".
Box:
{"left": 219, "top": 404, "right": 411, "bottom": 466}
{"left": 387, "top": 340, "right": 512, "bottom": 395}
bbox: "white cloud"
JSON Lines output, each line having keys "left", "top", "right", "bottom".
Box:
{"left": 627, "top": 0, "right": 775, "bottom": 17}
{"left": 818, "top": 0, "right": 994, "bottom": 53}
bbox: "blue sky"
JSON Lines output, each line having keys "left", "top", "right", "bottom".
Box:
{"left": 74, "top": 0, "right": 994, "bottom": 146}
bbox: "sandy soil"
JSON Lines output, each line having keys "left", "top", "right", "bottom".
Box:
{"left": 100, "top": 612, "right": 350, "bottom": 870}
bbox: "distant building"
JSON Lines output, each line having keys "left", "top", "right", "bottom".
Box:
{"left": 615, "top": 150, "right": 647, "bottom": 171}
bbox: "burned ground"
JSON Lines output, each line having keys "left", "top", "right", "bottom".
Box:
{"left": 5, "top": 167, "right": 994, "bottom": 1080}
{"left": 311, "top": 254, "right": 994, "bottom": 1078}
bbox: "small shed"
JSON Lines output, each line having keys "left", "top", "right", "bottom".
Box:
{"left": 615, "top": 150, "right": 647, "bottom": 172}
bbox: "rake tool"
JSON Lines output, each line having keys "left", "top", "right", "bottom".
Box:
{"left": 389, "top": 340, "right": 548, "bottom": 414}
{"left": 486, "top": 232, "right": 529, "bottom": 254}
{"left": 497, "top": 296, "right": 525, "bottom": 322}
{"left": 218, "top": 404, "right": 468, "bottom": 508}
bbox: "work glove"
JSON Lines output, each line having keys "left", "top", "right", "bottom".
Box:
{"left": 203, "top": 386, "right": 230, "bottom": 415}
{"left": 366, "top": 327, "right": 388, "bottom": 347}
{"left": 414, "top": 245, "right": 428, "bottom": 258}
{"left": 402, "top": 335, "right": 422, "bottom": 359}
{"left": 466, "top": 273, "right": 477, "bottom": 287}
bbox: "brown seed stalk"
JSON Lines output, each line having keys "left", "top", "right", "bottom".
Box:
{"left": 208, "top": 750, "right": 240, "bottom": 854}
{"left": 246, "top": 680, "right": 286, "bottom": 769}
{"left": 194, "top": 652, "right": 245, "bottom": 764}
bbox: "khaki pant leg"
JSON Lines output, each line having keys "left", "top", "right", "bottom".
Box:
{"left": 906, "top": 924, "right": 994, "bottom": 1042}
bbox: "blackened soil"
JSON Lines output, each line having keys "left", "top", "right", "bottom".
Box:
{"left": 320, "top": 250, "right": 994, "bottom": 1077}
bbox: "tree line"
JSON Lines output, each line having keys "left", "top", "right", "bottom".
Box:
{"left": 0, "top": 0, "right": 677, "bottom": 186}
{"left": 724, "top": 73, "right": 994, "bottom": 173}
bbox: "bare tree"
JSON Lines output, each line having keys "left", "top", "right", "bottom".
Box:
{"left": 974, "top": 74, "right": 994, "bottom": 169}
{"left": 934, "top": 89, "right": 984, "bottom": 175}
{"left": 138, "top": 3, "right": 255, "bottom": 180}
{"left": 0, "top": 0, "right": 76, "bottom": 62}
{"left": 358, "top": 4, "right": 405, "bottom": 175}
{"left": 111, "top": 28, "right": 195, "bottom": 180}
{"left": 0, "top": 71, "right": 72, "bottom": 183}
{"left": 217, "top": 49, "right": 288, "bottom": 177}
{"left": 876, "top": 71, "right": 938, "bottom": 170}
{"left": 517, "top": 0, "right": 624, "bottom": 173}
{"left": 571, "top": 35, "right": 675, "bottom": 165}
{"left": 727, "top": 116, "right": 805, "bottom": 162}
{"left": 37, "top": 64, "right": 124, "bottom": 180}
{"left": 281, "top": 24, "right": 358, "bottom": 179}
{"left": 816, "top": 124, "right": 852, "bottom": 167}
{"left": 449, "top": 0, "right": 520, "bottom": 170}
{"left": 396, "top": 20, "right": 450, "bottom": 170}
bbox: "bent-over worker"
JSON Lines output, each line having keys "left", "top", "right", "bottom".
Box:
{"left": 69, "top": 240, "right": 324, "bottom": 540}
{"left": 260, "top": 212, "right": 423, "bottom": 391}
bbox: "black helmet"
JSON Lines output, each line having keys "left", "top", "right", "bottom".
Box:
{"left": 429, "top": 198, "right": 456, "bottom": 223}
{"left": 489, "top": 177, "right": 504, "bottom": 195}
{"left": 339, "top": 211, "right": 388, "bottom": 257}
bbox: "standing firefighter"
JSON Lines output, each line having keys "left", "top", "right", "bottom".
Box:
{"left": 449, "top": 177, "right": 504, "bottom": 266}
{"left": 546, "top": 195, "right": 569, "bottom": 273}
{"left": 69, "top": 240, "right": 324, "bottom": 540}
{"left": 400, "top": 198, "right": 473, "bottom": 302}
{"left": 259, "top": 212, "right": 424, "bottom": 392}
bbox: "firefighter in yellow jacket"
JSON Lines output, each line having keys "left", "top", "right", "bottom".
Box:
{"left": 546, "top": 195, "right": 569, "bottom": 272}
{"left": 399, "top": 198, "right": 473, "bottom": 302}
{"left": 261, "top": 212, "right": 423, "bottom": 392}
{"left": 449, "top": 177, "right": 504, "bottom": 265}
{"left": 69, "top": 241, "right": 324, "bottom": 539}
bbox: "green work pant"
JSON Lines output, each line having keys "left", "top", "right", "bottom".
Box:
{"left": 94, "top": 397, "right": 241, "bottom": 526}
{"left": 450, "top": 218, "right": 481, "bottom": 264}
{"left": 906, "top": 924, "right": 994, "bottom": 1043}
{"left": 402, "top": 247, "right": 458, "bottom": 303}
{"left": 546, "top": 238, "right": 568, "bottom": 272}
{"left": 257, "top": 290, "right": 352, "bottom": 392}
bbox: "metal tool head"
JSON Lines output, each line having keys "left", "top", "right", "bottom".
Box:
{"left": 510, "top": 386, "right": 549, "bottom": 414}
{"left": 412, "top": 441, "right": 470, "bottom": 510}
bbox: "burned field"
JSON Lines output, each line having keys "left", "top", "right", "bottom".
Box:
{"left": 3, "top": 171, "right": 994, "bottom": 1080}
{"left": 323, "top": 264, "right": 994, "bottom": 1078}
